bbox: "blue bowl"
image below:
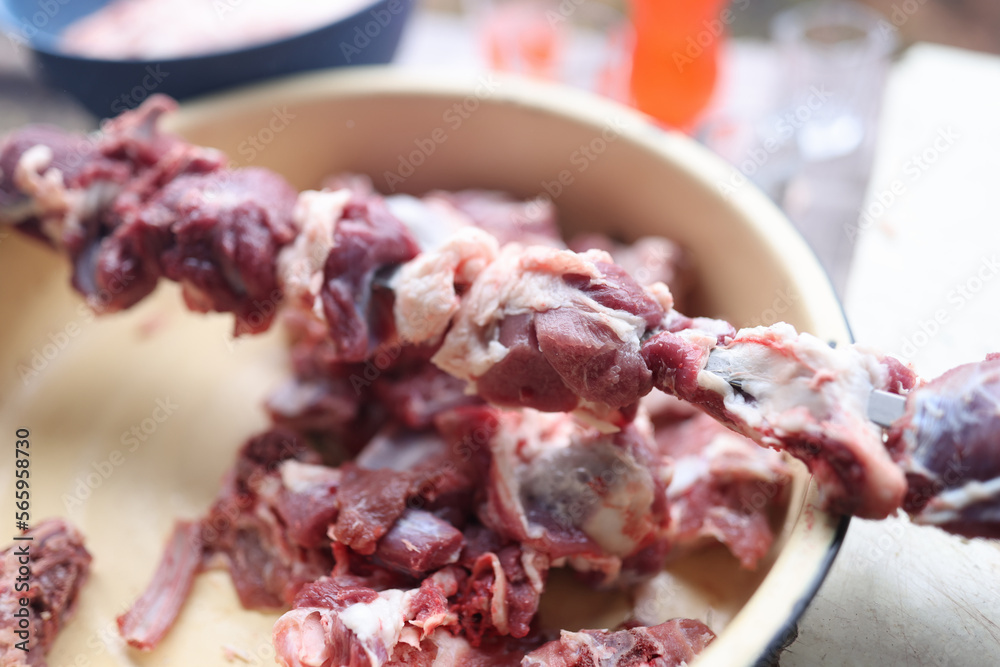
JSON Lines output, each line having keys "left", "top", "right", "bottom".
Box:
{"left": 0, "top": 0, "right": 415, "bottom": 118}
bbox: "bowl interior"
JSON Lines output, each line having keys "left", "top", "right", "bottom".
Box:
{"left": 0, "top": 69, "right": 849, "bottom": 666}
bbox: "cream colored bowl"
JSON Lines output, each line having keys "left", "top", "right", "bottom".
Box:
{"left": 0, "top": 69, "right": 849, "bottom": 666}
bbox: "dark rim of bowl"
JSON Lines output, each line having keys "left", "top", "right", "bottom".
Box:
{"left": 0, "top": 0, "right": 407, "bottom": 64}
{"left": 754, "top": 513, "right": 851, "bottom": 667}
{"left": 747, "top": 197, "right": 855, "bottom": 666}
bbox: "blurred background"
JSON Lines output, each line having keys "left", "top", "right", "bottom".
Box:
{"left": 2, "top": 0, "right": 997, "bottom": 293}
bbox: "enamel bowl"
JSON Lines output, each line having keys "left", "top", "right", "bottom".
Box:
{"left": 0, "top": 69, "right": 848, "bottom": 666}
{"left": 0, "top": 0, "right": 414, "bottom": 118}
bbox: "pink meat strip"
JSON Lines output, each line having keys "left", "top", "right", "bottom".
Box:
{"left": 117, "top": 522, "right": 203, "bottom": 650}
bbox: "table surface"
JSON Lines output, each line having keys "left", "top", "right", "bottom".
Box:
{"left": 1, "top": 10, "right": 998, "bottom": 667}
{"left": 787, "top": 43, "right": 1000, "bottom": 667}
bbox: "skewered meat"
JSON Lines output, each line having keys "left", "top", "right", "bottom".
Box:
{"left": 643, "top": 323, "right": 917, "bottom": 519}
{"left": 569, "top": 233, "right": 694, "bottom": 312}
{"left": 4, "top": 98, "right": 999, "bottom": 667}
{"left": 427, "top": 244, "right": 666, "bottom": 426}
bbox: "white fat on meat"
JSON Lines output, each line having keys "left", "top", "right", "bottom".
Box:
{"left": 339, "top": 589, "right": 411, "bottom": 666}
{"left": 355, "top": 429, "right": 450, "bottom": 472}
{"left": 702, "top": 325, "right": 880, "bottom": 440}
{"left": 702, "top": 323, "right": 906, "bottom": 514}
{"left": 384, "top": 194, "right": 470, "bottom": 252}
{"left": 645, "top": 281, "right": 676, "bottom": 314}
{"left": 487, "top": 411, "right": 580, "bottom": 543}
{"left": 391, "top": 226, "right": 499, "bottom": 345}
{"left": 277, "top": 188, "right": 350, "bottom": 321}
{"left": 432, "top": 245, "right": 649, "bottom": 385}
{"left": 10, "top": 145, "right": 119, "bottom": 246}
{"left": 476, "top": 552, "right": 510, "bottom": 635}
{"left": 666, "top": 432, "right": 786, "bottom": 499}
{"left": 486, "top": 410, "right": 656, "bottom": 560}
{"left": 917, "top": 478, "right": 1000, "bottom": 527}
{"left": 520, "top": 546, "right": 547, "bottom": 596}
{"left": 274, "top": 588, "right": 415, "bottom": 667}
{"left": 279, "top": 460, "right": 343, "bottom": 495}
{"left": 273, "top": 608, "right": 335, "bottom": 667}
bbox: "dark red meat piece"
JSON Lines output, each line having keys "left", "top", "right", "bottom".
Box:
{"left": 331, "top": 465, "right": 414, "bottom": 556}
{"left": 476, "top": 313, "right": 581, "bottom": 413}
{"left": 145, "top": 168, "right": 298, "bottom": 333}
{"left": 374, "top": 509, "right": 465, "bottom": 577}
{"left": 890, "top": 354, "right": 1000, "bottom": 538}
{"left": 0, "top": 520, "right": 91, "bottom": 667}
{"left": 320, "top": 197, "right": 420, "bottom": 361}
{"left": 118, "top": 521, "right": 203, "bottom": 650}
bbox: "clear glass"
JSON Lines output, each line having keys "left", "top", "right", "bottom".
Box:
{"left": 768, "top": 0, "right": 896, "bottom": 294}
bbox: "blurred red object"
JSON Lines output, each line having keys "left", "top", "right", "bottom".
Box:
{"left": 628, "top": 0, "right": 729, "bottom": 131}
{"left": 482, "top": 0, "right": 566, "bottom": 79}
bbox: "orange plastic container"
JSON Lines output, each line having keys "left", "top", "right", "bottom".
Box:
{"left": 628, "top": 0, "right": 729, "bottom": 130}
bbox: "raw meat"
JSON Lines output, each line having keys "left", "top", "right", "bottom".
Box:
{"left": 643, "top": 324, "right": 915, "bottom": 519}
{"left": 272, "top": 534, "right": 550, "bottom": 667}
{"left": 117, "top": 521, "right": 203, "bottom": 650}
{"left": 653, "top": 413, "right": 790, "bottom": 569}
{"left": 888, "top": 354, "right": 1000, "bottom": 538}
{"left": 430, "top": 245, "right": 666, "bottom": 425}
{"left": 0, "top": 520, "right": 91, "bottom": 667}
{"left": 521, "top": 619, "right": 716, "bottom": 667}
{"left": 0, "top": 95, "right": 297, "bottom": 332}
{"left": 6, "top": 99, "right": 999, "bottom": 667}
{"left": 570, "top": 233, "right": 694, "bottom": 311}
